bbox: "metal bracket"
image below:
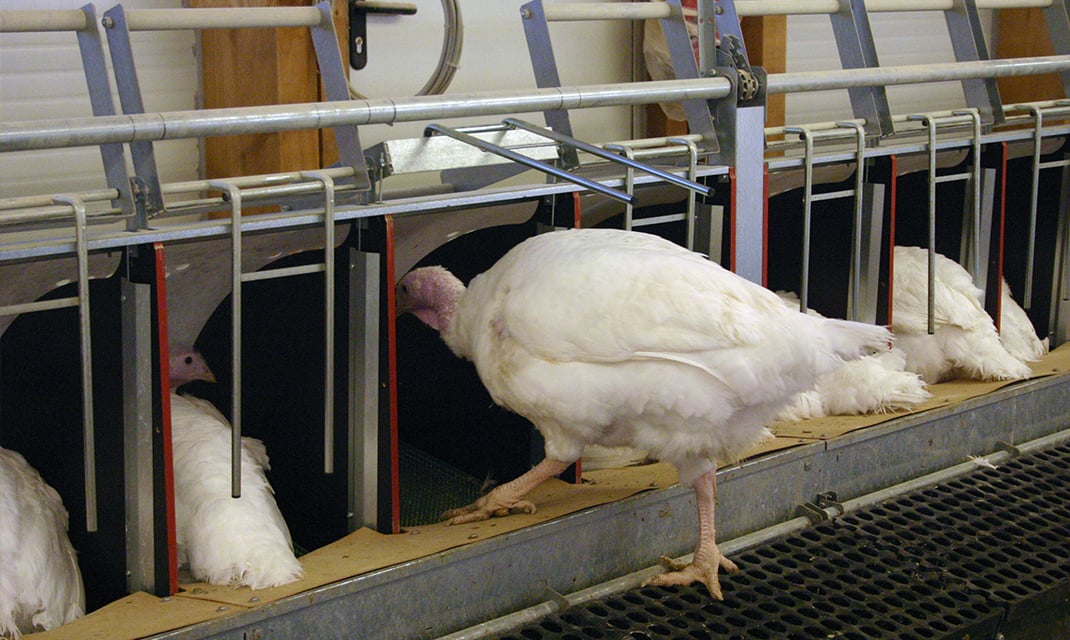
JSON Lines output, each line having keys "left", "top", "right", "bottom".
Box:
{"left": 795, "top": 491, "right": 844, "bottom": 523}
{"left": 995, "top": 441, "right": 1022, "bottom": 458}
{"left": 348, "top": 1, "right": 417, "bottom": 70}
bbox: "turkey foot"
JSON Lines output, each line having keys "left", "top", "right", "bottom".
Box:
{"left": 442, "top": 489, "right": 537, "bottom": 525}
{"left": 643, "top": 553, "right": 739, "bottom": 599}
{"left": 442, "top": 458, "right": 573, "bottom": 526}
{"left": 642, "top": 467, "right": 735, "bottom": 599}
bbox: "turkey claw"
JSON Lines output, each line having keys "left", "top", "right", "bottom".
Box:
{"left": 441, "top": 495, "right": 536, "bottom": 526}
{"left": 641, "top": 555, "right": 739, "bottom": 600}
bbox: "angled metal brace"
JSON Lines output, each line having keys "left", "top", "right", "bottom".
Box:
{"left": 944, "top": 0, "right": 1004, "bottom": 126}
{"left": 424, "top": 123, "right": 637, "bottom": 204}
{"left": 829, "top": 0, "right": 893, "bottom": 138}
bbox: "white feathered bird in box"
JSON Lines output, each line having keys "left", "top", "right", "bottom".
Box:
{"left": 0, "top": 448, "right": 85, "bottom": 637}
{"left": 891, "top": 246, "right": 1043, "bottom": 383}
{"left": 396, "top": 228, "right": 892, "bottom": 598}
{"left": 168, "top": 349, "right": 302, "bottom": 589}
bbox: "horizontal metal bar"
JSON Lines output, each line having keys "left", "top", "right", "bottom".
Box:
{"left": 536, "top": 0, "right": 1051, "bottom": 21}
{"left": 1040, "top": 158, "right": 1070, "bottom": 169}
{"left": 0, "top": 296, "right": 79, "bottom": 317}
{"left": 810, "top": 188, "right": 856, "bottom": 202}
{"left": 0, "top": 10, "right": 88, "bottom": 32}
{"left": 240, "top": 263, "right": 326, "bottom": 282}
{"left": 630, "top": 213, "right": 688, "bottom": 226}
{"left": 118, "top": 7, "right": 325, "bottom": 31}
{"left": 934, "top": 172, "right": 972, "bottom": 183}
{"left": 539, "top": 3, "right": 674, "bottom": 22}
{"left": 426, "top": 124, "right": 637, "bottom": 204}
{"left": 766, "top": 55, "right": 1070, "bottom": 94}
{"left": 503, "top": 118, "right": 714, "bottom": 196}
{"left": 0, "top": 78, "right": 732, "bottom": 152}
{"left": 0, "top": 189, "right": 119, "bottom": 210}
{"left": 730, "top": 0, "right": 1051, "bottom": 16}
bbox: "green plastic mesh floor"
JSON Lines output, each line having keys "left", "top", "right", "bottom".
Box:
{"left": 399, "top": 440, "right": 486, "bottom": 527}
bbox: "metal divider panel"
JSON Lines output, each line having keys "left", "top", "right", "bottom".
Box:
{"left": 0, "top": 253, "right": 120, "bottom": 336}
{"left": 163, "top": 225, "right": 351, "bottom": 348}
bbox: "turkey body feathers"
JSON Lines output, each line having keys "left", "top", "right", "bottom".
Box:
{"left": 0, "top": 448, "right": 84, "bottom": 638}
{"left": 437, "top": 229, "right": 891, "bottom": 483}
{"left": 170, "top": 393, "right": 302, "bottom": 590}
{"left": 892, "top": 246, "right": 1033, "bottom": 383}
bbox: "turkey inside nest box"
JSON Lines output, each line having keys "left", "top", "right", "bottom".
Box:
{"left": 396, "top": 220, "right": 542, "bottom": 526}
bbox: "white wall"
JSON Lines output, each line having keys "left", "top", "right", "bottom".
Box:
{"left": 0, "top": 0, "right": 198, "bottom": 198}
{"left": 784, "top": 10, "right": 998, "bottom": 126}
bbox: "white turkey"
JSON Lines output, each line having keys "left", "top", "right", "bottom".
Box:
{"left": 396, "top": 228, "right": 891, "bottom": 598}
{"left": 774, "top": 291, "right": 930, "bottom": 422}
{"left": 0, "top": 448, "right": 84, "bottom": 637}
{"left": 892, "top": 246, "right": 1034, "bottom": 383}
{"left": 996, "top": 280, "right": 1049, "bottom": 363}
{"left": 168, "top": 349, "right": 302, "bottom": 589}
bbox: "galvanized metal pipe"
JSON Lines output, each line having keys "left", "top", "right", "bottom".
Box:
{"left": 503, "top": 118, "right": 714, "bottom": 196}
{"left": 301, "top": 171, "right": 337, "bottom": 476}
{"left": 425, "top": 123, "right": 637, "bottom": 204}
{"left": 538, "top": 0, "right": 1051, "bottom": 21}
{"left": 52, "top": 195, "right": 98, "bottom": 532}
{"left": 6, "top": 56, "right": 1068, "bottom": 154}
{"left": 667, "top": 137, "right": 700, "bottom": 251}
{"left": 116, "top": 7, "right": 324, "bottom": 31}
{"left": 602, "top": 144, "right": 637, "bottom": 228}
{"left": 788, "top": 127, "right": 817, "bottom": 313}
{"left": 1024, "top": 105, "right": 1045, "bottom": 309}
{"left": 0, "top": 10, "right": 88, "bottom": 32}
{"left": 209, "top": 181, "right": 244, "bottom": 499}
{"left": 840, "top": 121, "right": 867, "bottom": 323}
{"left": 766, "top": 55, "right": 1070, "bottom": 95}
{"left": 955, "top": 109, "right": 984, "bottom": 285}
{"left": 0, "top": 78, "right": 732, "bottom": 152}
{"left": 908, "top": 114, "right": 940, "bottom": 335}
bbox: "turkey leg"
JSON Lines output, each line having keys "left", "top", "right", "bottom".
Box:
{"left": 643, "top": 466, "right": 738, "bottom": 599}
{"left": 443, "top": 458, "right": 573, "bottom": 525}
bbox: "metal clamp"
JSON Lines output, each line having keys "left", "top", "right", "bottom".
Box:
{"left": 795, "top": 491, "right": 844, "bottom": 524}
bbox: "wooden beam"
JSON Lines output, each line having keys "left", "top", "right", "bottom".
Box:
{"left": 193, "top": 0, "right": 329, "bottom": 181}
{"left": 996, "top": 8, "right": 1065, "bottom": 103}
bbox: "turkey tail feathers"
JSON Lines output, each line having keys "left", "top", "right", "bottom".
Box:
{"left": 820, "top": 319, "right": 893, "bottom": 362}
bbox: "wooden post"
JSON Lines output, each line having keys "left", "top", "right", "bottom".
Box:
{"left": 996, "top": 9, "right": 1064, "bottom": 103}
{"left": 193, "top": 0, "right": 347, "bottom": 182}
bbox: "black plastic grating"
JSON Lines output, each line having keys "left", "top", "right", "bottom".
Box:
{"left": 494, "top": 441, "right": 1070, "bottom": 640}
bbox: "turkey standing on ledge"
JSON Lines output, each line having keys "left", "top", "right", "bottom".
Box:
{"left": 0, "top": 448, "right": 84, "bottom": 638}
{"left": 397, "top": 228, "right": 892, "bottom": 598}
{"left": 168, "top": 349, "right": 303, "bottom": 589}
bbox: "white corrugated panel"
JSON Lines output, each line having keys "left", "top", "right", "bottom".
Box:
{"left": 784, "top": 10, "right": 997, "bottom": 126}
{"left": 0, "top": 0, "right": 198, "bottom": 199}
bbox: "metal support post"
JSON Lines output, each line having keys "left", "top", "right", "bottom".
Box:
{"left": 519, "top": 0, "right": 578, "bottom": 167}
{"left": 348, "top": 247, "right": 381, "bottom": 531}
{"left": 829, "top": 0, "right": 893, "bottom": 138}
{"left": 74, "top": 3, "right": 137, "bottom": 226}
{"left": 121, "top": 270, "right": 155, "bottom": 592}
{"left": 101, "top": 5, "right": 166, "bottom": 218}
{"left": 944, "top": 0, "right": 1004, "bottom": 126}
{"left": 308, "top": 1, "right": 371, "bottom": 193}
